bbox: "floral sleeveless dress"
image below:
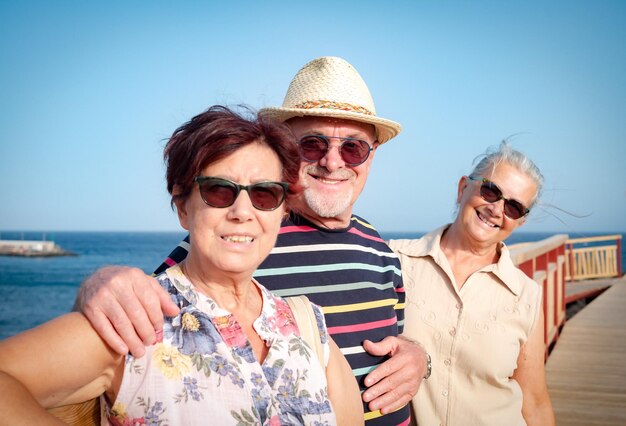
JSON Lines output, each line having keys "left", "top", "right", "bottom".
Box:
{"left": 105, "top": 264, "right": 335, "bottom": 425}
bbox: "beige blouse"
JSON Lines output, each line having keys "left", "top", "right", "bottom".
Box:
{"left": 389, "top": 225, "right": 542, "bottom": 426}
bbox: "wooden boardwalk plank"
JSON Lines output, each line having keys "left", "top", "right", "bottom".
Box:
{"left": 546, "top": 278, "right": 626, "bottom": 425}
{"left": 565, "top": 277, "right": 618, "bottom": 302}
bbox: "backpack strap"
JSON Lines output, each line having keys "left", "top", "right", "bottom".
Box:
{"left": 285, "top": 295, "right": 326, "bottom": 369}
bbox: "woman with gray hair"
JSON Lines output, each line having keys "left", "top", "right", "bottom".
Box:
{"left": 390, "top": 142, "right": 555, "bottom": 425}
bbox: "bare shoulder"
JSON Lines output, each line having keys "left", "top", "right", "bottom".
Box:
{"left": 1, "top": 313, "right": 87, "bottom": 347}
{"left": 0, "top": 312, "right": 122, "bottom": 407}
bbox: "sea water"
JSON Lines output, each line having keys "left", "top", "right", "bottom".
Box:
{"left": 0, "top": 230, "right": 623, "bottom": 340}
{"left": 0, "top": 231, "right": 185, "bottom": 340}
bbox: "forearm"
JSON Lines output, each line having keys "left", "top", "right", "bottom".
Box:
{"left": 516, "top": 309, "right": 555, "bottom": 426}
{"left": 332, "top": 392, "right": 364, "bottom": 426}
{"left": 0, "top": 372, "right": 64, "bottom": 425}
{"left": 522, "top": 394, "right": 555, "bottom": 426}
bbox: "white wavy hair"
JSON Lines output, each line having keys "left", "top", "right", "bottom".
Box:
{"left": 469, "top": 140, "right": 544, "bottom": 208}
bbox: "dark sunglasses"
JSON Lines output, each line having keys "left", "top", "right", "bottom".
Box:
{"left": 468, "top": 176, "right": 530, "bottom": 220}
{"left": 298, "top": 135, "right": 374, "bottom": 166}
{"left": 194, "top": 176, "right": 289, "bottom": 211}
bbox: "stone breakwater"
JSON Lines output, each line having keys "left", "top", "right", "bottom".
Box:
{"left": 0, "top": 240, "right": 76, "bottom": 257}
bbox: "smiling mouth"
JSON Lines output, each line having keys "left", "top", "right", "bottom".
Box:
{"left": 312, "top": 175, "right": 346, "bottom": 184}
{"left": 477, "top": 211, "right": 499, "bottom": 228}
{"left": 222, "top": 235, "right": 254, "bottom": 243}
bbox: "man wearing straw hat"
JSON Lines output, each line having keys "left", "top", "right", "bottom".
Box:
{"left": 76, "top": 56, "right": 428, "bottom": 425}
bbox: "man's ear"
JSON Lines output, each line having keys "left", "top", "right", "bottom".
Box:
{"left": 367, "top": 140, "right": 380, "bottom": 163}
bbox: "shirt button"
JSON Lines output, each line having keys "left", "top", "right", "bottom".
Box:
{"left": 444, "top": 359, "right": 451, "bottom": 366}
{"left": 449, "top": 327, "right": 456, "bottom": 336}
{"left": 455, "top": 303, "right": 462, "bottom": 309}
{"left": 442, "top": 390, "right": 448, "bottom": 397}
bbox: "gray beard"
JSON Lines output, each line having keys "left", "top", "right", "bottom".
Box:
{"left": 302, "top": 186, "right": 353, "bottom": 218}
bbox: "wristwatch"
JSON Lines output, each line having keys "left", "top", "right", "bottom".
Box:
{"left": 423, "top": 352, "right": 432, "bottom": 380}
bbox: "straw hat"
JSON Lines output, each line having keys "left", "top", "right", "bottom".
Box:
{"left": 259, "top": 56, "right": 402, "bottom": 144}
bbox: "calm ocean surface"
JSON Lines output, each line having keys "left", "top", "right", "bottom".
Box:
{"left": 1, "top": 230, "right": 624, "bottom": 340}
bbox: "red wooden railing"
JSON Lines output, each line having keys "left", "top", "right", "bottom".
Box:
{"left": 509, "top": 235, "right": 568, "bottom": 358}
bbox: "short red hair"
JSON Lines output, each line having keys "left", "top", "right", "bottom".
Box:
{"left": 164, "top": 105, "right": 301, "bottom": 207}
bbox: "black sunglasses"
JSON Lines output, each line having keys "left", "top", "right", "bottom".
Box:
{"left": 194, "top": 177, "right": 289, "bottom": 211}
{"left": 468, "top": 176, "right": 530, "bottom": 220}
{"left": 298, "top": 135, "right": 374, "bottom": 166}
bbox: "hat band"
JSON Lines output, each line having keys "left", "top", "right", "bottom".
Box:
{"left": 292, "top": 100, "right": 374, "bottom": 116}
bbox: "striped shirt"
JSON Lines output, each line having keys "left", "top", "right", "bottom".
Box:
{"left": 155, "top": 213, "right": 409, "bottom": 426}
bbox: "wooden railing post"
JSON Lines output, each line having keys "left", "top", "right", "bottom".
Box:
{"left": 532, "top": 270, "right": 550, "bottom": 358}
{"left": 559, "top": 244, "right": 566, "bottom": 320}
{"left": 618, "top": 238, "right": 623, "bottom": 277}
{"left": 550, "top": 247, "right": 558, "bottom": 333}
{"left": 568, "top": 242, "right": 575, "bottom": 282}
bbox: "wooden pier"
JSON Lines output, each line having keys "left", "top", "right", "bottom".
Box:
{"left": 508, "top": 234, "right": 625, "bottom": 424}
{"left": 545, "top": 275, "right": 626, "bottom": 425}
{"left": 509, "top": 234, "right": 623, "bottom": 357}
{"left": 0, "top": 239, "right": 75, "bottom": 257}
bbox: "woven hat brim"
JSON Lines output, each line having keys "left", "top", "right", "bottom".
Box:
{"left": 259, "top": 107, "right": 402, "bottom": 145}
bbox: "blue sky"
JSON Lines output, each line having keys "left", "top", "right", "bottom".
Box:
{"left": 1, "top": 1, "right": 625, "bottom": 236}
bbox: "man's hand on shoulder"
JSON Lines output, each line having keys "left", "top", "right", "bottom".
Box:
{"left": 361, "top": 336, "right": 428, "bottom": 414}
{"left": 74, "top": 265, "right": 180, "bottom": 358}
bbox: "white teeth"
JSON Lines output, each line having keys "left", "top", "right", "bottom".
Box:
{"left": 477, "top": 212, "right": 498, "bottom": 228}
{"left": 316, "top": 177, "right": 341, "bottom": 184}
{"left": 222, "top": 236, "right": 254, "bottom": 243}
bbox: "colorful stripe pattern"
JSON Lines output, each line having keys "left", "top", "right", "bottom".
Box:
{"left": 154, "top": 213, "right": 409, "bottom": 425}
